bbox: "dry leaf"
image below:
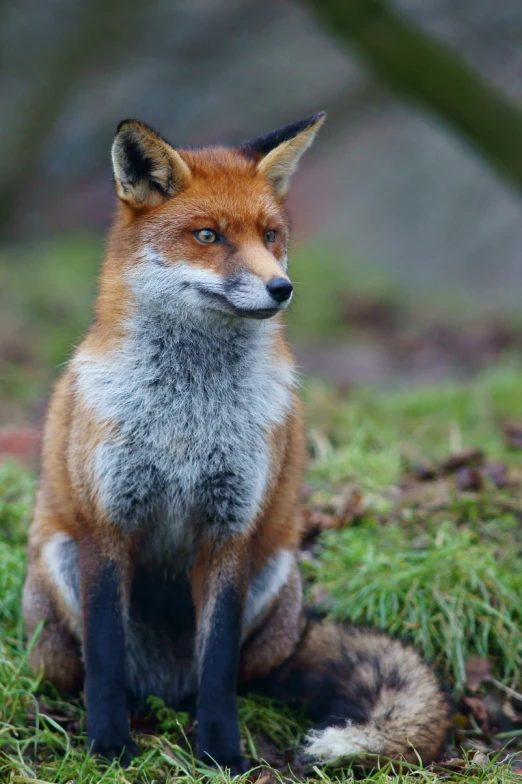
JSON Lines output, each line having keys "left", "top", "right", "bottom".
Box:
{"left": 482, "top": 461, "right": 509, "bottom": 488}
{"left": 434, "top": 757, "right": 467, "bottom": 772}
{"left": 250, "top": 772, "right": 273, "bottom": 784}
{"left": 301, "top": 508, "right": 338, "bottom": 537}
{"left": 301, "top": 488, "right": 365, "bottom": 539}
{"left": 465, "top": 655, "right": 492, "bottom": 692}
{"left": 502, "top": 699, "right": 519, "bottom": 722}
{"left": 463, "top": 696, "right": 489, "bottom": 726}
{"left": 337, "top": 489, "right": 365, "bottom": 525}
{"left": 410, "top": 462, "right": 437, "bottom": 481}
{"left": 504, "top": 422, "right": 522, "bottom": 450}
{"left": 440, "top": 448, "right": 484, "bottom": 473}
{"left": 471, "top": 751, "right": 489, "bottom": 768}
{"left": 457, "top": 467, "right": 484, "bottom": 492}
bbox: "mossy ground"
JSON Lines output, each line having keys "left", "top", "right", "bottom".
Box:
{"left": 1, "top": 363, "right": 522, "bottom": 782}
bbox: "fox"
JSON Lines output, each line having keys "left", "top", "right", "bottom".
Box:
{"left": 23, "top": 113, "right": 450, "bottom": 774}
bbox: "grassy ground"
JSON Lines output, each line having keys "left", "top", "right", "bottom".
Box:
{"left": 0, "top": 235, "right": 101, "bottom": 424}
{"left": 1, "top": 362, "right": 522, "bottom": 782}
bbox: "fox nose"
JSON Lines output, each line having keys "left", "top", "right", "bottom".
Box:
{"left": 266, "top": 277, "right": 293, "bottom": 304}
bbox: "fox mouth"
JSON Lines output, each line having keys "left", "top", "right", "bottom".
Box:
{"left": 232, "top": 306, "right": 280, "bottom": 319}
{"left": 194, "top": 286, "right": 282, "bottom": 320}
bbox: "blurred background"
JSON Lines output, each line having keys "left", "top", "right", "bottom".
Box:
{"left": 2, "top": 0, "right": 522, "bottom": 436}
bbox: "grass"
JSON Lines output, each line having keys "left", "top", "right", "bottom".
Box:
{"left": 302, "top": 362, "right": 522, "bottom": 691}
{"left": 1, "top": 362, "right": 522, "bottom": 781}
{"left": 0, "top": 234, "right": 101, "bottom": 422}
{"left": 304, "top": 520, "right": 522, "bottom": 689}
{"left": 305, "top": 360, "right": 522, "bottom": 487}
{"left": 1, "top": 231, "right": 522, "bottom": 780}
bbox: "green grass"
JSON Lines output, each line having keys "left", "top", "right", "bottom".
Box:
{"left": 302, "top": 362, "right": 522, "bottom": 692}
{"left": 0, "top": 234, "right": 101, "bottom": 417}
{"left": 305, "top": 359, "right": 522, "bottom": 486}
{"left": 2, "top": 358, "right": 522, "bottom": 779}
{"left": 304, "top": 520, "right": 522, "bottom": 689}
{"left": 286, "top": 242, "right": 397, "bottom": 339}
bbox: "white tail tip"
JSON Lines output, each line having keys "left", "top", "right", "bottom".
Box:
{"left": 304, "top": 723, "right": 381, "bottom": 764}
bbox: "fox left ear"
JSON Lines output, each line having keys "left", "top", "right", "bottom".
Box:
{"left": 111, "top": 119, "right": 191, "bottom": 209}
{"left": 242, "top": 112, "right": 326, "bottom": 196}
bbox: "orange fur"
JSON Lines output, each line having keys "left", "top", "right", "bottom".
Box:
{"left": 28, "top": 141, "right": 302, "bottom": 564}
{"left": 23, "top": 114, "right": 450, "bottom": 771}
{"left": 24, "top": 119, "right": 310, "bottom": 705}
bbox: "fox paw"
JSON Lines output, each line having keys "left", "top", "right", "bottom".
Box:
{"left": 201, "top": 752, "right": 249, "bottom": 777}
{"left": 89, "top": 737, "right": 138, "bottom": 767}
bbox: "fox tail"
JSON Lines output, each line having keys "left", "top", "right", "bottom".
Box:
{"left": 254, "top": 614, "right": 450, "bottom": 767}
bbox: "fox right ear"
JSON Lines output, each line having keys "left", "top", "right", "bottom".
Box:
{"left": 242, "top": 112, "right": 326, "bottom": 196}
{"left": 111, "top": 120, "right": 191, "bottom": 209}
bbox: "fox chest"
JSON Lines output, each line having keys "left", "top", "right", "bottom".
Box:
{"left": 94, "top": 386, "right": 272, "bottom": 540}
{"left": 77, "top": 320, "right": 293, "bottom": 546}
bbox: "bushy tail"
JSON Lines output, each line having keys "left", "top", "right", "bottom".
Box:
{"left": 253, "top": 614, "right": 450, "bottom": 767}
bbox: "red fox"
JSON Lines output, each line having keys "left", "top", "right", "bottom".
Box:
{"left": 23, "top": 113, "right": 450, "bottom": 773}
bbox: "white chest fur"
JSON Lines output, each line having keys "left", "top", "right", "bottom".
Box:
{"left": 73, "top": 311, "right": 295, "bottom": 553}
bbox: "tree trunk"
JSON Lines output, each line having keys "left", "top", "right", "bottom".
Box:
{"left": 306, "top": 0, "right": 522, "bottom": 191}
{"left": 0, "top": 0, "right": 147, "bottom": 239}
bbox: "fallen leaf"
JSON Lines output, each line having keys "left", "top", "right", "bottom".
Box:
{"left": 465, "top": 655, "right": 492, "bottom": 692}
{"left": 26, "top": 699, "right": 82, "bottom": 735}
{"left": 301, "top": 508, "right": 338, "bottom": 537}
{"left": 470, "top": 751, "right": 489, "bottom": 768}
{"left": 249, "top": 772, "right": 273, "bottom": 784}
{"left": 253, "top": 736, "right": 297, "bottom": 774}
{"left": 410, "top": 462, "right": 437, "bottom": 481}
{"left": 457, "top": 467, "right": 484, "bottom": 492}
{"left": 301, "top": 489, "right": 365, "bottom": 539}
{"left": 502, "top": 699, "right": 519, "bottom": 723}
{"left": 504, "top": 422, "right": 522, "bottom": 450}
{"left": 440, "top": 448, "right": 484, "bottom": 473}
{"left": 433, "top": 757, "right": 467, "bottom": 772}
{"left": 463, "top": 696, "right": 489, "bottom": 728}
{"left": 336, "top": 490, "right": 365, "bottom": 525}
{"left": 482, "top": 461, "right": 509, "bottom": 488}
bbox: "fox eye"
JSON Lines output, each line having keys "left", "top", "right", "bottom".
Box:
{"left": 265, "top": 230, "right": 277, "bottom": 243}
{"left": 194, "top": 229, "right": 220, "bottom": 244}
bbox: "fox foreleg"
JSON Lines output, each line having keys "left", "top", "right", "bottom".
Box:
{"left": 192, "top": 536, "right": 249, "bottom": 775}
{"left": 79, "top": 533, "right": 137, "bottom": 766}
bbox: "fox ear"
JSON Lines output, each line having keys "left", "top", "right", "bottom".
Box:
{"left": 243, "top": 112, "right": 326, "bottom": 196}
{"left": 111, "top": 120, "right": 191, "bottom": 208}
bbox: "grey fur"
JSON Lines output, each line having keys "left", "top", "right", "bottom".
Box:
{"left": 74, "top": 266, "right": 294, "bottom": 547}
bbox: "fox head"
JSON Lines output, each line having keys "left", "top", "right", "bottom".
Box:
{"left": 109, "top": 112, "right": 325, "bottom": 321}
